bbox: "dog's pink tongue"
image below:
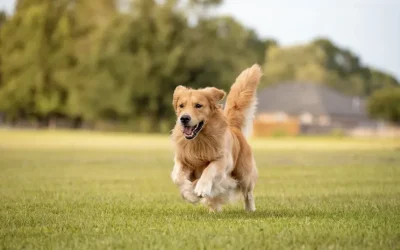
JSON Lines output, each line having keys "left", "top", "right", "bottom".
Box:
{"left": 183, "top": 126, "right": 194, "bottom": 135}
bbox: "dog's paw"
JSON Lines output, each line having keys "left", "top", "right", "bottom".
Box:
{"left": 181, "top": 191, "right": 200, "bottom": 203}
{"left": 179, "top": 182, "right": 200, "bottom": 203}
{"left": 194, "top": 179, "right": 213, "bottom": 198}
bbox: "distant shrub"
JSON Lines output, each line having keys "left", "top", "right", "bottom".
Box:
{"left": 368, "top": 88, "right": 400, "bottom": 123}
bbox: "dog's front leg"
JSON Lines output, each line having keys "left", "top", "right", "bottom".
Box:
{"left": 194, "top": 157, "right": 227, "bottom": 198}
{"left": 171, "top": 159, "right": 200, "bottom": 204}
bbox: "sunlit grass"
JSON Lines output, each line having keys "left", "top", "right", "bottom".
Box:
{"left": 0, "top": 129, "right": 399, "bottom": 249}
{"left": 1, "top": 129, "right": 398, "bottom": 151}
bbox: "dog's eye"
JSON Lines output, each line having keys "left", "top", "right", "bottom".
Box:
{"left": 179, "top": 104, "right": 184, "bottom": 108}
{"left": 195, "top": 103, "right": 203, "bottom": 108}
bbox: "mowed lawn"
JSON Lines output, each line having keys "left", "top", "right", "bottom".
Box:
{"left": 0, "top": 130, "right": 400, "bottom": 249}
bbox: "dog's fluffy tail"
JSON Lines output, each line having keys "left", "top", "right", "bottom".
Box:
{"left": 224, "top": 64, "right": 262, "bottom": 138}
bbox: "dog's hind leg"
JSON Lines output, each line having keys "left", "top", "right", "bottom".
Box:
{"left": 243, "top": 187, "right": 255, "bottom": 212}
{"left": 240, "top": 160, "right": 258, "bottom": 212}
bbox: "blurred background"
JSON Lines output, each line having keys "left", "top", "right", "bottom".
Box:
{"left": 0, "top": 0, "right": 399, "bottom": 137}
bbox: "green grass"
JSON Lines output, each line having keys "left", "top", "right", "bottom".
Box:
{"left": 0, "top": 130, "right": 400, "bottom": 249}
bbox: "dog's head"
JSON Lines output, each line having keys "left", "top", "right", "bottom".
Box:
{"left": 172, "top": 86, "right": 225, "bottom": 140}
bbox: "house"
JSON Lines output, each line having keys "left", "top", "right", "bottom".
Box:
{"left": 252, "top": 82, "right": 378, "bottom": 136}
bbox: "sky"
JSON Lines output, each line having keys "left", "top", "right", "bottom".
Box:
{"left": 1, "top": 0, "right": 399, "bottom": 80}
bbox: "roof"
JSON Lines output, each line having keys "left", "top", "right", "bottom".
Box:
{"left": 256, "top": 82, "right": 368, "bottom": 117}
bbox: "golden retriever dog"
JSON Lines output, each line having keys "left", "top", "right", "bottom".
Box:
{"left": 170, "top": 64, "right": 262, "bottom": 212}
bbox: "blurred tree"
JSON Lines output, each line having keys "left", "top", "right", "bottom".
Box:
{"left": 81, "top": 0, "right": 265, "bottom": 132}
{"left": 262, "top": 37, "right": 399, "bottom": 97}
{"left": 0, "top": 0, "right": 76, "bottom": 126}
{"left": 15, "top": 0, "right": 47, "bottom": 10}
{"left": 246, "top": 30, "right": 277, "bottom": 66}
{"left": 262, "top": 43, "right": 328, "bottom": 87}
{"left": 186, "top": 15, "right": 261, "bottom": 90}
{"left": 0, "top": 11, "right": 6, "bottom": 30}
{"left": 312, "top": 38, "right": 361, "bottom": 76}
{"left": 367, "top": 68, "right": 399, "bottom": 94}
{"left": 9, "top": 0, "right": 396, "bottom": 132}
{"left": 73, "top": 0, "right": 117, "bottom": 54}
{"left": 0, "top": 11, "right": 7, "bottom": 90}
{"left": 62, "top": 0, "right": 118, "bottom": 127}
{"left": 368, "top": 88, "right": 400, "bottom": 123}
{"left": 74, "top": 0, "right": 191, "bottom": 131}
{"left": 188, "top": 0, "right": 223, "bottom": 6}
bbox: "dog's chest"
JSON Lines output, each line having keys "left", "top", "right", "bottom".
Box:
{"left": 181, "top": 155, "right": 210, "bottom": 170}
{"left": 179, "top": 143, "right": 221, "bottom": 170}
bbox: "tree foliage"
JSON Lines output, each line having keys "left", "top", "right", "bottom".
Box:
{"left": 0, "top": 0, "right": 398, "bottom": 131}
{"left": 0, "top": 11, "right": 7, "bottom": 90}
{"left": 0, "top": 0, "right": 77, "bottom": 125}
{"left": 262, "top": 38, "right": 399, "bottom": 97}
{"left": 367, "top": 88, "right": 400, "bottom": 123}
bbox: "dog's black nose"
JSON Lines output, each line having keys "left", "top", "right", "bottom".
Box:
{"left": 180, "top": 115, "right": 191, "bottom": 125}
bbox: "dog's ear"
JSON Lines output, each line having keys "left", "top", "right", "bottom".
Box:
{"left": 172, "top": 85, "right": 187, "bottom": 110}
{"left": 203, "top": 87, "right": 226, "bottom": 107}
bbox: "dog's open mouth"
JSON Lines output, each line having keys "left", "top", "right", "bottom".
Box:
{"left": 182, "top": 121, "right": 204, "bottom": 140}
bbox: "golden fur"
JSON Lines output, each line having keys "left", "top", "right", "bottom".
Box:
{"left": 170, "top": 64, "right": 262, "bottom": 212}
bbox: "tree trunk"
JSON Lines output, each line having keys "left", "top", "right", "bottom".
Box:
{"left": 72, "top": 117, "right": 83, "bottom": 129}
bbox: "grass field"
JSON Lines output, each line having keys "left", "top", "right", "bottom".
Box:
{"left": 1, "top": 129, "right": 400, "bottom": 249}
